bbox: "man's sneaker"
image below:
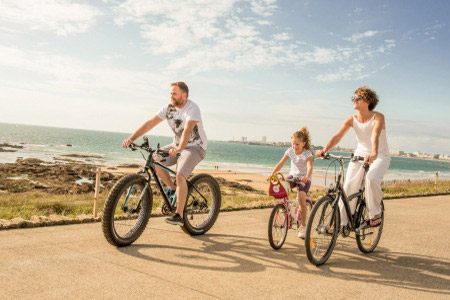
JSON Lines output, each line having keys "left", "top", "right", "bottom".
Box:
{"left": 165, "top": 213, "right": 184, "bottom": 226}
{"left": 298, "top": 226, "right": 306, "bottom": 239}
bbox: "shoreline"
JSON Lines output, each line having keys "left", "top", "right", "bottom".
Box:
{"left": 1, "top": 152, "right": 448, "bottom": 185}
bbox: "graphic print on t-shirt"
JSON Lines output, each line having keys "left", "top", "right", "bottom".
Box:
{"left": 165, "top": 104, "right": 203, "bottom": 148}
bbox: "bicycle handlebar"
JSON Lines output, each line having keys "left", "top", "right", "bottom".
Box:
{"left": 285, "top": 177, "right": 309, "bottom": 186}
{"left": 129, "top": 142, "right": 180, "bottom": 157}
{"left": 322, "top": 153, "right": 365, "bottom": 162}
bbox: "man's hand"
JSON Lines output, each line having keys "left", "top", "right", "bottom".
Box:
{"left": 169, "top": 148, "right": 181, "bottom": 157}
{"left": 122, "top": 138, "right": 133, "bottom": 148}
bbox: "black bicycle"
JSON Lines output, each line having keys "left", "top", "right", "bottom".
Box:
{"left": 305, "top": 153, "right": 384, "bottom": 266}
{"left": 102, "top": 136, "right": 221, "bottom": 247}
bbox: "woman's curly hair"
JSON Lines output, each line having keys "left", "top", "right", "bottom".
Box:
{"left": 355, "top": 86, "right": 379, "bottom": 111}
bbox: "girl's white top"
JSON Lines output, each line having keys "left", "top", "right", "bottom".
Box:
{"left": 285, "top": 148, "right": 313, "bottom": 178}
{"left": 353, "top": 113, "right": 390, "bottom": 158}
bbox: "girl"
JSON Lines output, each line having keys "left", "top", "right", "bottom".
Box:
{"left": 270, "top": 127, "right": 314, "bottom": 239}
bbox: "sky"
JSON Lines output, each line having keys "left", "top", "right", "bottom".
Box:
{"left": 0, "top": 0, "right": 449, "bottom": 154}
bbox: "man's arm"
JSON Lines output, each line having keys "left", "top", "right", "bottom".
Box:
{"left": 123, "top": 116, "right": 163, "bottom": 148}
{"left": 169, "top": 120, "right": 198, "bottom": 156}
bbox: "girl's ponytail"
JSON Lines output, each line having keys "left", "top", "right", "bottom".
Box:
{"left": 292, "top": 126, "right": 311, "bottom": 150}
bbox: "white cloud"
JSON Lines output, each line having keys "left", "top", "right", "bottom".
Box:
{"left": 256, "top": 19, "right": 271, "bottom": 25}
{"left": 0, "top": 0, "right": 103, "bottom": 36}
{"left": 250, "top": 0, "right": 277, "bottom": 17}
{"left": 273, "top": 32, "right": 292, "bottom": 41}
{"left": 0, "top": 45, "right": 168, "bottom": 97}
{"left": 111, "top": 0, "right": 394, "bottom": 82}
{"left": 378, "top": 39, "right": 396, "bottom": 53}
{"left": 314, "top": 63, "right": 367, "bottom": 82}
{"left": 344, "top": 30, "right": 380, "bottom": 42}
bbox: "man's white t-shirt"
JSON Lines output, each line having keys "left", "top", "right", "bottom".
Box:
{"left": 156, "top": 99, "right": 207, "bottom": 150}
{"left": 285, "top": 148, "right": 313, "bottom": 178}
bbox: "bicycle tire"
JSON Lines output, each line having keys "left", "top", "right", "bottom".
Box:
{"left": 305, "top": 195, "right": 340, "bottom": 266}
{"left": 102, "top": 174, "right": 153, "bottom": 247}
{"left": 182, "top": 173, "right": 221, "bottom": 235}
{"left": 268, "top": 204, "right": 289, "bottom": 250}
{"left": 305, "top": 199, "right": 313, "bottom": 223}
{"left": 356, "top": 200, "right": 384, "bottom": 253}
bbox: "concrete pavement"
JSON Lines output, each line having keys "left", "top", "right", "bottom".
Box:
{"left": 1, "top": 195, "right": 449, "bottom": 299}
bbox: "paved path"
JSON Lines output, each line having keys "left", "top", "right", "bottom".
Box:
{"left": 1, "top": 195, "right": 449, "bottom": 300}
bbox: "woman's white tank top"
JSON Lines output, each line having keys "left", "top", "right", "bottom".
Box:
{"left": 353, "top": 113, "right": 390, "bottom": 158}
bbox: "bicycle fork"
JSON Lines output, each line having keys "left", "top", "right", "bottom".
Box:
{"left": 121, "top": 182, "right": 149, "bottom": 213}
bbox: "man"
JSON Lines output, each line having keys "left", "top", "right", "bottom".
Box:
{"left": 122, "top": 82, "right": 207, "bottom": 225}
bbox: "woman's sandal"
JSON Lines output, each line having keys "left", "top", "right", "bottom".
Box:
{"left": 369, "top": 216, "right": 382, "bottom": 227}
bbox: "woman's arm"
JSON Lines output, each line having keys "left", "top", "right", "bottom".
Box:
{"left": 316, "top": 116, "right": 353, "bottom": 156}
{"left": 366, "top": 112, "right": 385, "bottom": 163}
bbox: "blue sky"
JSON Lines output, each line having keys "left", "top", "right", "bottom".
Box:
{"left": 0, "top": 0, "right": 449, "bottom": 154}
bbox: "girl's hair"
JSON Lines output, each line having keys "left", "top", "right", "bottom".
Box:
{"left": 354, "top": 86, "right": 379, "bottom": 111}
{"left": 292, "top": 127, "right": 311, "bottom": 150}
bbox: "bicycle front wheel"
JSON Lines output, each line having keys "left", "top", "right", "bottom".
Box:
{"left": 356, "top": 201, "right": 384, "bottom": 253}
{"left": 305, "top": 195, "right": 340, "bottom": 266}
{"left": 102, "top": 174, "right": 153, "bottom": 247}
{"left": 268, "top": 204, "right": 289, "bottom": 250}
{"left": 182, "top": 173, "right": 221, "bottom": 235}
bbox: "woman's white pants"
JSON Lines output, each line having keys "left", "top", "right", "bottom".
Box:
{"left": 339, "top": 157, "right": 390, "bottom": 226}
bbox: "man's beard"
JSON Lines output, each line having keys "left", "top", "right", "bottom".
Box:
{"left": 171, "top": 97, "right": 181, "bottom": 106}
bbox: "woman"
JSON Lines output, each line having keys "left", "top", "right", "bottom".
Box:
{"left": 316, "top": 86, "right": 390, "bottom": 227}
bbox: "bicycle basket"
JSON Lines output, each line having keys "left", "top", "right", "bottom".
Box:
{"left": 268, "top": 172, "right": 290, "bottom": 199}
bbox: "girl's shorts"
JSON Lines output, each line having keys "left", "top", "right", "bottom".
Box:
{"left": 286, "top": 175, "right": 311, "bottom": 194}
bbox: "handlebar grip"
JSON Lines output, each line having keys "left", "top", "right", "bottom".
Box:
{"left": 129, "top": 143, "right": 137, "bottom": 151}
{"left": 352, "top": 155, "right": 365, "bottom": 161}
{"left": 157, "top": 149, "right": 181, "bottom": 158}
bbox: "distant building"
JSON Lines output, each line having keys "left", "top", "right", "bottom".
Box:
{"left": 390, "top": 150, "right": 405, "bottom": 156}
{"left": 241, "top": 136, "right": 247, "bottom": 143}
{"left": 262, "top": 136, "right": 267, "bottom": 144}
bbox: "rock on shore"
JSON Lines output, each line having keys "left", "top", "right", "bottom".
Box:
{"left": 0, "top": 158, "right": 117, "bottom": 194}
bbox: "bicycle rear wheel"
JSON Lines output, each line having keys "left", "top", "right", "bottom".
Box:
{"left": 102, "top": 174, "right": 153, "bottom": 247}
{"left": 182, "top": 173, "right": 221, "bottom": 235}
{"left": 305, "top": 195, "right": 340, "bottom": 266}
{"left": 356, "top": 200, "right": 384, "bottom": 253}
{"left": 268, "top": 204, "right": 289, "bottom": 249}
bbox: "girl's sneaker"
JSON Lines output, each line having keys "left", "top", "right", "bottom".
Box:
{"left": 298, "top": 226, "right": 306, "bottom": 239}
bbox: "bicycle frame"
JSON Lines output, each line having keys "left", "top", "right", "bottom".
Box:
{"left": 123, "top": 147, "right": 209, "bottom": 215}
{"left": 274, "top": 193, "right": 313, "bottom": 230}
{"left": 327, "top": 155, "right": 369, "bottom": 230}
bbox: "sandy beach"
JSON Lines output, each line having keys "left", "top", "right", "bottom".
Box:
{"left": 107, "top": 166, "right": 324, "bottom": 192}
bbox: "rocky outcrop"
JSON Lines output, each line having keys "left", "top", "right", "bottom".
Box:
{"left": 0, "top": 158, "right": 117, "bottom": 194}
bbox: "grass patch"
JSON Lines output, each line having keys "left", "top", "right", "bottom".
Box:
{"left": 382, "top": 179, "right": 450, "bottom": 198}
{"left": 1, "top": 179, "right": 449, "bottom": 221}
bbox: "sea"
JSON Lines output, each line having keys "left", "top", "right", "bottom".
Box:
{"left": 1, "top": 123, "right": 449, "bottom": 184}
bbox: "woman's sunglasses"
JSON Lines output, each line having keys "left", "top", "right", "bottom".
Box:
{"left": 351, "top": 95, "right": 363, "bottom": 102}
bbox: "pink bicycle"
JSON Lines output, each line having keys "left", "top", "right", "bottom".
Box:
{"left": 268, "top": 174, "right": 314, "bottom": 250}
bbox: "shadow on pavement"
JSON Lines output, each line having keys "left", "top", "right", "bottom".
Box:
{"left": 119, "top": 233, "right": 450, "bottom": 295}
